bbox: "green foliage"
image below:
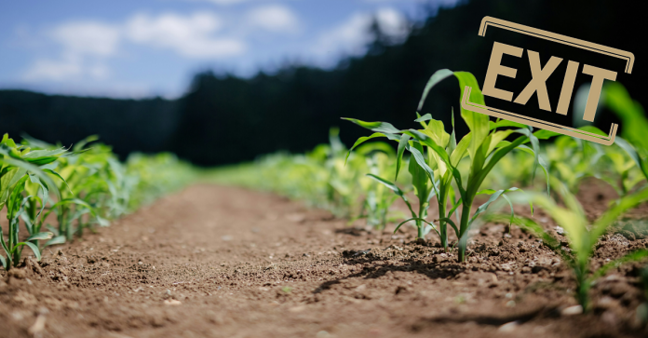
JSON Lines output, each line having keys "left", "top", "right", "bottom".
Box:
{"left": 345, "top": 69, "right": 554, "bottom": 261}
{"left": 0, "top": 134, "right": 195, "bottom": 270}
{"left": 486, "top": 177, "right": 648, "bottom": 311}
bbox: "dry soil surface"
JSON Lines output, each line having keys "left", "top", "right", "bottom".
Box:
{"left": 2, "top": 183, "right": 648, "bottom": 338}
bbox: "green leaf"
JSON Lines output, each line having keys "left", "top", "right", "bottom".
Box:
{"left": 0, "top": 226, "right": 10, "bottom": 256}
{"left": 454, "top": 71, "right": 489, "bottom": 161}
{"left": 0, "top": 150, "right": 61, "bottom": 199}
{"left": 489, "top": 119, "right": 526, "bottom": 130}
{"left": 423, "top": 118, "right": 450, "bottom": 149}
{"left": 591, "top": 187, "right": 648, "bottom": 243}
{"left": 589, "top": 249, "right": 648, "bottom": 283}
{"left": 27, "top": 232, "right": 53, "bottom": 241}
{"left": 414, "top": 114, "right": 432, "bottom": 123}
{"left": 417, "top": 69, "right": 454, "bottom": 111}
{"left": 533, "top": 129, "right": 561, "bottom": 140}
{"left": 18, "top": 241, "right": 41, "bottom": 261}
{"left": 366, "top": 174, "right": 416, "bottom": 218}
{"left": 345, "top": 132, "right": 387, "bottom": 164}
{"left": 395, "top": 133, "right": 411, "bottom": 180}
{"left": 408, "top": 143, "right": 430, "bottom": 202}
{"left": 404, "top": 130, "right": 465, "bottom": 197}
{"left": 615, "top": 137, "right": 648, "bottom": 181}
{"left": 439, "top": 217, "right": 460, "bottom": 237}
{"left": 469, "top": 188, "right": 519, "bottom": 226}
{"left": 72, "top": 135, "right": 100, "bottom": 151}
{"left": 45, "top": 235, "right": 66, "bottom": 247}
{"left": 394, "top": 217, "right": 417, "bottom": 233}
{"left": 341, "top": 118, "right": 402, "bottom": 134}
{"left": 603, "top": 82, "right": 648, "bottom": 150}
{"left": 407, "top": 144, "right": 435, "bottom": 187}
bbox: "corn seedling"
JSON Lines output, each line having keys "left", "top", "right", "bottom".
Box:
{"left": 602, "top": 82, "right": 648, "bottom": 196}
{"left": 0, "top": 134, "right": 63, "bottom": 269}
{"left": 486, "top": 177, "right": 648, "bottom": 311}
{"left": 351, "top": 142, "right": 399, "bottom": 229}
{"left": 1, "top": 132, "right": 196, "bottom": 270}
{"left": 345, "top": 69, "right": 554, "bottom": 260}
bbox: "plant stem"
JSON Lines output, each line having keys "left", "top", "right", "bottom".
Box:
{"left": 438, "top": 198, "right": 447, "bottom": 251}
{"left": 576, "top": 263, "right": 590, "bottom": 312}
{"left": 416, "top": 202, "right": 425, "bottom": 239}
{"left": 457, "top": 198, "right": 474, "bottom": 262}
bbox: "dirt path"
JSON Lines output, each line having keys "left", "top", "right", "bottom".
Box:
{"left": 1, "top": 184, "right": 647, "bottom": 338}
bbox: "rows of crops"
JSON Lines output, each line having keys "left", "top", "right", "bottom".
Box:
{"left": 211, "top": 69, "right": 648, "bottom": 312}
{"left": 0, "top": 135, "right": 195, "bottom": 270}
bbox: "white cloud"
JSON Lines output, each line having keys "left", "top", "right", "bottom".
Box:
{"left": 375, "top": 8, "right": 408, "bottom": 37}
{"left": 23, "top": 56, "right": 111, "bottom": 82}
{"left": 124, "top": 12, "right": 246, "bottom": 58}
{"left": 50, "top": 21, "right": 120, "bottom": 57}
{"left": 23, "top": 57, "right": 82, "bottom": 81}
{"left": 314, "top": 13, "right": 371, "bottom": 57}
{"left": 311, "top": 7, "right": 408, "bottom": 65}
{"left": 245, "top": 5, "right": 300, "bottom": 33}
{"left": 24, "top": 21, "right": 119, "bottom": 82}
{"left": 24, "top": 10, "right": 252, "bottom": 82}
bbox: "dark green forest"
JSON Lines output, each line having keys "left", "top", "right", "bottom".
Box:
{"left": 1, "top": 0, "right": 645, "bottom": 166}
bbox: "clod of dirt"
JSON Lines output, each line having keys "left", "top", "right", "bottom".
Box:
{"left": 7, "top": 268, "right": 27, "bottom": 280}
{"left": 609, "top": 283, "right": 634, "bottom": 298}
{"left": 13, "top": 290, "right": 38, "bottom": 306}
{"left": 601, "top": 310, "right": 619, "bottom": 327}
{"left": 594, "top": 296, "right": 619, "bottom": 312}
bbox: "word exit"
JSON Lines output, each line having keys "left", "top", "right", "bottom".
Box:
{"left": 459, "top": 16, "right": 635, "bottom": 145}
{"left": 483, "top": 41, "right": 617, "bottom": 122}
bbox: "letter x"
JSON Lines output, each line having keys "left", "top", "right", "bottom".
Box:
{"left": 514, "top": 50, "right": 563, "bottom": 112}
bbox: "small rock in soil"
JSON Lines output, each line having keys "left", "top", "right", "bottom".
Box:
{"left": 561, "top": 305, "right": 583, "bottom": 316}
{"left": 498, "top": 321, "right": 519, "bottom": 332}
{"left": 594, "top": 296, "right": 619, "bottom": 311}
{"left": 610, "top": 283, "right": 633, "bottom": 298}
{"left": 601, "top": 310, "right": 619, "bottom": 327}
{"left": 27, "top": 315, "right": 46, "bottom": 335}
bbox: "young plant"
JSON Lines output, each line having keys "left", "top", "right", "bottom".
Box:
{"left": 543, "top": 133, "right": 606, "bottom": 193}
{"left": 486, "top": 177, "right": 648, "bottom": 311}
{"left": 351, "top": 143, "right": 399, "bottom": 230}
{"left": 21, "top": 136, "right": 110, "bottom": 241}
{"left": 345, "top": 69, "right": 553, "bottom": 260}
{"left": 0, "top": 134, "right": 62, "bottom": 269}
{"left": 603, "top": 82, "right": 648, "bottom": 196}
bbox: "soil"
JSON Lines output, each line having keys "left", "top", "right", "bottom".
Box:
{"left": 2, "top": 180, "right": 648, "bottom": 338}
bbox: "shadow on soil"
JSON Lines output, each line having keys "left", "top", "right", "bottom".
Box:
{"left": 313, "top": 245, "right": 466, "bottom": 294}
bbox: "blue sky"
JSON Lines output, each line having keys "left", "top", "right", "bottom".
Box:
{"left": 0, "top": 0, "right": 459, "bottom": 99}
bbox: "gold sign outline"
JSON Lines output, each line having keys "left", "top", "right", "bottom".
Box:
{"left": 461, "top": 16, "right": 635, "bottom": 145}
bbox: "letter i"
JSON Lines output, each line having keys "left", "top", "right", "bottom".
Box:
{"left": 556, "top": 61, "right": 580, "bottom": 115}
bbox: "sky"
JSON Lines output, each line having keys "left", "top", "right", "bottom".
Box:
{"left": 0, "top": 0, "right": 459, "bottom": 99}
